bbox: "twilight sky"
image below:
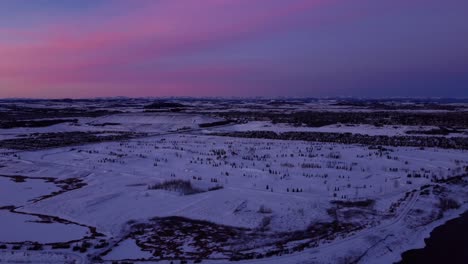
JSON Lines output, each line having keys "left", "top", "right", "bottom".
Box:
{"left": 0, "top": 0, "right": 467, "bottom": 98}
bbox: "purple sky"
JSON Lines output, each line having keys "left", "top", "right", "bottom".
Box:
{"left": 1, "top": 0, "right": 467, "bottom": 98}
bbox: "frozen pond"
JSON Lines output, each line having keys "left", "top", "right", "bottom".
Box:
{"left": 0, "top": 176, "right": 59, "bottom": 207}
{"left": 0, "top": 210, "right": 89, "bottom": 243}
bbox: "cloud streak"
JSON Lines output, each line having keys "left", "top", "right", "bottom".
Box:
{"left": 0, "top": 0, "right": 467, "bottom": 98}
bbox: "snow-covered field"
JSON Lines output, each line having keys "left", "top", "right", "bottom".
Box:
{"left": 0, "top": 102, "right": 467, "bottom": 263}
{"left": 10, "top": 134, "right": 465, "bottom": 233}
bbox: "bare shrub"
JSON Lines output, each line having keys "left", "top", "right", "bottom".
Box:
{"left": 258, "top": 216, "right": 272, "bottom": 231}
{"left": 331, "top": 199, "right": 375, "bottom": 208}
{"left": 148, "top": 180, "right": 203, "bottom": 195}
{"left": 258, "top": 205, "right": 273, "bottom": 214}
{"left": 208, "top": 185, "right": 224, "bottom": 191}
{"left": 438, "top": 198, "right": 460, "bottom": 212}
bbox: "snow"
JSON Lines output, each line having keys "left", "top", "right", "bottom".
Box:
{"left": 0, "top": 250, "right": 82, "bottom": 264}
{"left": 104, "top": 239, "right": 153, "bottom": 260}
{"left": 8, "top": 133, "right": 465, "bottom": 238}
{"left": 0, "top": 177, "right": 59, "bottom": 207}
{"left": 0, "top": 108, "right": 467, "bottom": 263}
{"left": 0, "top": 210, "right": 89, "bottom": 243}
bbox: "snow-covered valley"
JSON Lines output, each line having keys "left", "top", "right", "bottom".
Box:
{"left": 0, "top": 99, "right": 467, "bottom": 263}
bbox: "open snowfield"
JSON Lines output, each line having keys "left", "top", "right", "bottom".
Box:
{"left": 0, "top": 99, "right": 467, "bottom": 263}
{"left": 9, "top": 134, "right": 465, "bottom": 232}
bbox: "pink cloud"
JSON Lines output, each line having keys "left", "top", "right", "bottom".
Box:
{"left": 2, "top": 0, "right": 465, "bottom": 98}
{"left": 0, "top": 0, "right": 333, "bottom": 92}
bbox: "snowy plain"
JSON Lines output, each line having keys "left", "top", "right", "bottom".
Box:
{"left": 0, "top": 100, "right": 467, "bottom": 263}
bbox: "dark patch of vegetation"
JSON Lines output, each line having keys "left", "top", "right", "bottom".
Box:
{"left": 51, "top": 243, "right": 71, "bottom": 249}
{"left": 199, "top": 120, "right": 235, "bottom": 128}
{"left": 11, "top": 175, "right": 27, "bottom": 183}
{"left": 213, "top": 131, "right": 468, "bottom": 150}
{"left": 12, "top": 245, "right": 22, "bottom": 250}
{"left": 148, "top": 179, "right": 203, "bottom": 195}
{"left": 27, "top": 243, "right": 43, "bottom": 251}
{"left": 0, "top": 119, "right": 77, "bottom": 129}
{"left": 258, "top": 205, "right": 273, "bottom": 214}
{"left": 0, "top": 105, "right": 121, "bottom": 120}
{"left": 94, "top": 240, "right": 110, "bottom": 249}
{"left": 406, "top": 127, "right": 463, "bottom": 136}
{"left": 266, "top": 100, "right": 304, "bottom": 106}
{"left": 91, "top": 122, "right": 121, "bottom": 127}
{"left": 74, "top": 241, "right": 93, "bottom": 253}
{"left": 332, "top": 101, "right": 464, "bottom": 111}
{"left": 331, "top": 199, "right": 375, "bottom": 208}
{"left": 144, "top": 101, "right": 186, "bottom": 109}
{"left": 216, "top": 110, "right": 468, "bottom": 128}
{"left": 0, "top": 131, "right": 144, "bottom": 150}
{"left": 116, "top": 216, "right": 361, "bottom": 262}
{"left": 148, "top": 179, "right": 224, "bottom": 195}
{"left": 433, "top": 174, "right": 468, "bottom": 185}
{"left": 438, "top": 198, "right": 460, "bottom": 212}
{"left": 208, "top": 185, "right": 224, "bottom": 191}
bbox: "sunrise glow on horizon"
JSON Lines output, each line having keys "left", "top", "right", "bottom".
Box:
{"left": 1, "top": 0, "right": 467, "bottom": 98}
